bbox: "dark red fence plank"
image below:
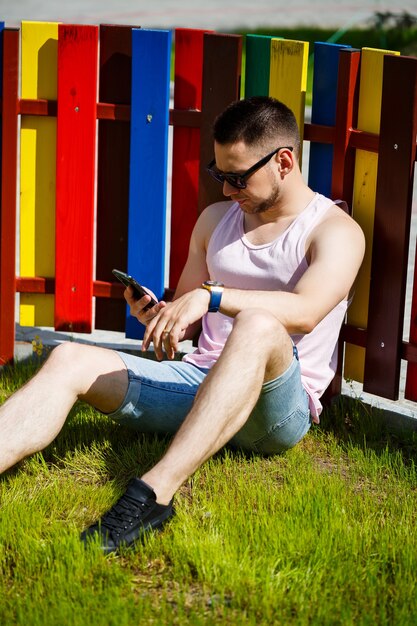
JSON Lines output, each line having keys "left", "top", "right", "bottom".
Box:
{"left": 322, "top": 48, "right": 360, "bottom": 399}
{"left": 331, "top": 48, "right": 360, "bottom": 207}
{"left": 169, "top": 28, "right": 207, "bottom": 290}
{"left": 365, "top": 55, "right": 417, "bottom": 399}
{"left": 95, "top": 24, "right": 133, "bottom": 331}
{"left": 54, "top": 25, "right": 98, "bottom": 332}
{"left": 0, "top": 29, "right": 19, "bottom": 365}
{"left": 198, "top": 33, "right": 242, "bottom": 214}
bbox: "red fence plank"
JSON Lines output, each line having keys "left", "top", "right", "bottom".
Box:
{"left": 95, "top": 24, "right": 133, "bottom": 331}
{"left": 365, "top": 55, "right": 417, "bottom": 399}
{"left": 0, "top": 29, "right": 19, "bottom": 365}
{"left": 169, "top": 28, "right": 207, "bottom": 289}
{"left": 55, "top": 25, "right": 98, "bottom": 332}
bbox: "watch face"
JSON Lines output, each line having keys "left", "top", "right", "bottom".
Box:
{"left": 204, "top": 281, "right": 224, "bottom": 287}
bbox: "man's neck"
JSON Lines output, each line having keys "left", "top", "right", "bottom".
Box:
{"left": 248, "top": 185, "right": 316, "bottom": 226}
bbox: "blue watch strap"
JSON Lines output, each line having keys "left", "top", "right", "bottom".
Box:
{"left": 208, "top": 288, "right": 223, "bottom": 312}
{"left": 201, "top": 282, "right": 224, "bottom": 312}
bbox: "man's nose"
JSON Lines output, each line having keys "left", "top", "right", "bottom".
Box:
{"left": 222, "top": 180, "right": 238, "bottom": 196}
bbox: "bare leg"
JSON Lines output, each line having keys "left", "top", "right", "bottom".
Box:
{"left": 142, "top": 308, "right": 294, "bottom": 503}
{"left": 0, "top": 342, "right": 128, "bottom": 474}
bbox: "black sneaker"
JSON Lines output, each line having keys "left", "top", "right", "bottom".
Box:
{"left": 80, "top": 478, "right": 174, "bottom": 554}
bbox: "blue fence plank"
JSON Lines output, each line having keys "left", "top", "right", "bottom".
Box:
{"left": 308, "top": 42, "right": 350, "bottom": 197}
{"left": 126, "top": 28, "right": 172, "bottom": 339}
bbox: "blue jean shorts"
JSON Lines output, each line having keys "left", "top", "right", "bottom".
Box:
{"left": 108, "top": 349, "right": 311, "bottom": 455}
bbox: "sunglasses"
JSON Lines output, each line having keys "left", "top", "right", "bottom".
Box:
{"left": 206, "top": 146, "right": 293, "bottom": 190}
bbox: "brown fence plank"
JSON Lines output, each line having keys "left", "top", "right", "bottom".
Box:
{"left": 95, "top": 24, "right": 133, "bottom": 331}
{"left": 323, "top": 49, "right": 360, "bottom": 398}
{"left": 198, "top": 33, "right": 242, "bottom": 214}
{"left": 364, "top": 55, "right": 417, "bottom": 399}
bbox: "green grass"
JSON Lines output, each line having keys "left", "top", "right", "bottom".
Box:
{"left": 1, "top": 359, "right": 417, "bottom": 625}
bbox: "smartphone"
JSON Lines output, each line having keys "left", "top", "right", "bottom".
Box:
{"left": 112, "top": 269, "right": 158, "bottom": 311}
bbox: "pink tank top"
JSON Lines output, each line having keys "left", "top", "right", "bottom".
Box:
{"left": 183, "top": 193, "right": 348, "bottom": 421}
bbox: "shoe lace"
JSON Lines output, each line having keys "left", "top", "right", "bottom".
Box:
{"left": 101, "top": 494, "right": 152, "bottom": 537}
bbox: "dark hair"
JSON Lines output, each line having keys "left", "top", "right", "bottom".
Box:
{"left": 213, "top": 96, "right": 300, "bottom": 157}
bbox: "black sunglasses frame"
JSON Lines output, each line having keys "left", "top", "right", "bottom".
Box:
{"left": 206, "top": 146, "right": 293, "bottom": 190}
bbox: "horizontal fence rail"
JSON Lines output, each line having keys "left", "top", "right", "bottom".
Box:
{"left": 0, "top": 22, "right": 417, "bottom": 411}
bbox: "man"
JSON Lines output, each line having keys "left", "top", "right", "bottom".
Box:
{"left": 0, "top": 97, "right": 365, "bottom": 553}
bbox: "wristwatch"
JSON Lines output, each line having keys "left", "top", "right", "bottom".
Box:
{"left": 201, "top": 280, "right": 224, "bottom": 312}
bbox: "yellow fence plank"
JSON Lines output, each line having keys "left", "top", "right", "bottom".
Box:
{"left": 20, "top": 21, "right": 58, "bottom": 326}
{"left": 269, "top": 38, "right": 309, "bottom": 161}
{"left": 344, "top": 47, "right": 400, "bottom": 382}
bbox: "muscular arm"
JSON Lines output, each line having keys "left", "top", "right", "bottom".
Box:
{"left": 219, "top": 211, "right": 365, "bottom": 334}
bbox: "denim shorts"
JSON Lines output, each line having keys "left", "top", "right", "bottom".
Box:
{"left": 108, "top": 349, "right": 311, "bottom": 455}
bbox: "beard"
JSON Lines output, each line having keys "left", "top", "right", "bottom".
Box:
{"left": 253, "top": 180, "right": 281, "bottom": 214}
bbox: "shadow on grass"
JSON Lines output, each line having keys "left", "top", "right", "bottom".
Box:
{"left": 2, "top": 356, "right": 416, "bottom": 484}
{"left": 0, "top": 355, "right": 174, "bottom": 485}
{"left": 319, "top": 394, "right": 417, "bottom": 465}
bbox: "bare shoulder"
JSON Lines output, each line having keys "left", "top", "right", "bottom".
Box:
{"left": 193, "top": 200, "right": 234, "bottom": 249}
{"left": 310, "top": 204, "right": 365, "bottom": 247}
{"left": 306, "top": 204, "right": 365, "bottom": 267}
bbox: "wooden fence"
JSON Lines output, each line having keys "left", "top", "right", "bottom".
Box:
{"left": 0, "top": 22, "right": 416, "bottom": 404}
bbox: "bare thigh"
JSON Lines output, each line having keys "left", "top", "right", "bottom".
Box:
{"left": 47, "top": 342, "right": 129, "bottom": 413}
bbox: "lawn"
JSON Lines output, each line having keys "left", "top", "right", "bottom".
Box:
{"left": 1, "top": 358, "right": 417, "bottom": 625}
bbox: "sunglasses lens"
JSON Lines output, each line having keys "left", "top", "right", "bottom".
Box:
{"left": 207, "top": 168, "right": 224, "bottom": 184}
{"left": 224, "top": 175, "right": 245, "bottom": 189}
{"left": 206, "top": 164, "right": 246, "bottom": 189}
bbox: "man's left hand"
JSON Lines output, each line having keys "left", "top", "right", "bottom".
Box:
{"left": 142, "top": 288, "right": 211, "bottom": 360}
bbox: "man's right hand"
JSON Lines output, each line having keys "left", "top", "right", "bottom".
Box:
{"left": 124, "top": 286, "right": 167, "bottom": 326}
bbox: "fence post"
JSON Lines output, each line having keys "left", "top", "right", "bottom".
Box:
{"left": 19, "top": 21, "right": 58, "bottom": 329}
{"left": 331, "top": 48, "right": 361, "bottom": 208}
{"left": 95, "top": 24, "right": 133, "bottom": 332}
{"left": 0, "top": 28, "right": 19, "bottom": 365}
{"left": 364, "top": 55, "right": 417, "bottom": 399}
{"left": 343, "top": 47, "right": 400, "bottom": 384}
{"left": 245, "top": 34, "right": 272, "bottom": 98}
{"left": 198, "top": 33, "right": 242, "bottom": 213}
{"left": 308, "top": 42, "right": 351, "bottom": 197}
{"left": 55, "top": 25, "right": 98, "bottom": 332}
{"left": 126, "top": 28, "right": 172, "bottom": 339}
{"left": 169, "top": 28, "right": 207, "bottom": 290}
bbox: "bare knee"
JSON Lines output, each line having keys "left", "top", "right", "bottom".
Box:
{"left": 43, "top": 342, "right": 128, "bottom": 410}
{"left": 232, "top": 308, "right": 288, "bottom": 342}
{"left": 45, "top": 341, "right": 92, "bottom": 381}
{"left": 231, "top": 309, "right": 293, "bottom": 378}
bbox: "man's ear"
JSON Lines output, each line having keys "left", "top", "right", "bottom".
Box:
{"left": 277, "top": 148, "right": 294, "bottom": 177}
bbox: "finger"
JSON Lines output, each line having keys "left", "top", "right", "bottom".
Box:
{"left": 162, "top": 329, "right": 175, "bottom": 360}
{"left": 146, "top": 316, "right": 167, "bottom": 360}
{"left": 141, "top": 300, "right": 166, "bottom": 324}
{"left": 125, "top": 287, "right": 151, "bottom": 311}
{"left": 142, "top": 315, "right": 159, "bottom": 352}
{"left": 162, "top": 321, "right": 184, "bottom": 360}
{"left": 152, "top": 316, "right": 176, "bottom": 361}
{"left": 165, "top": 326, "right": 180, "bottom": 359}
